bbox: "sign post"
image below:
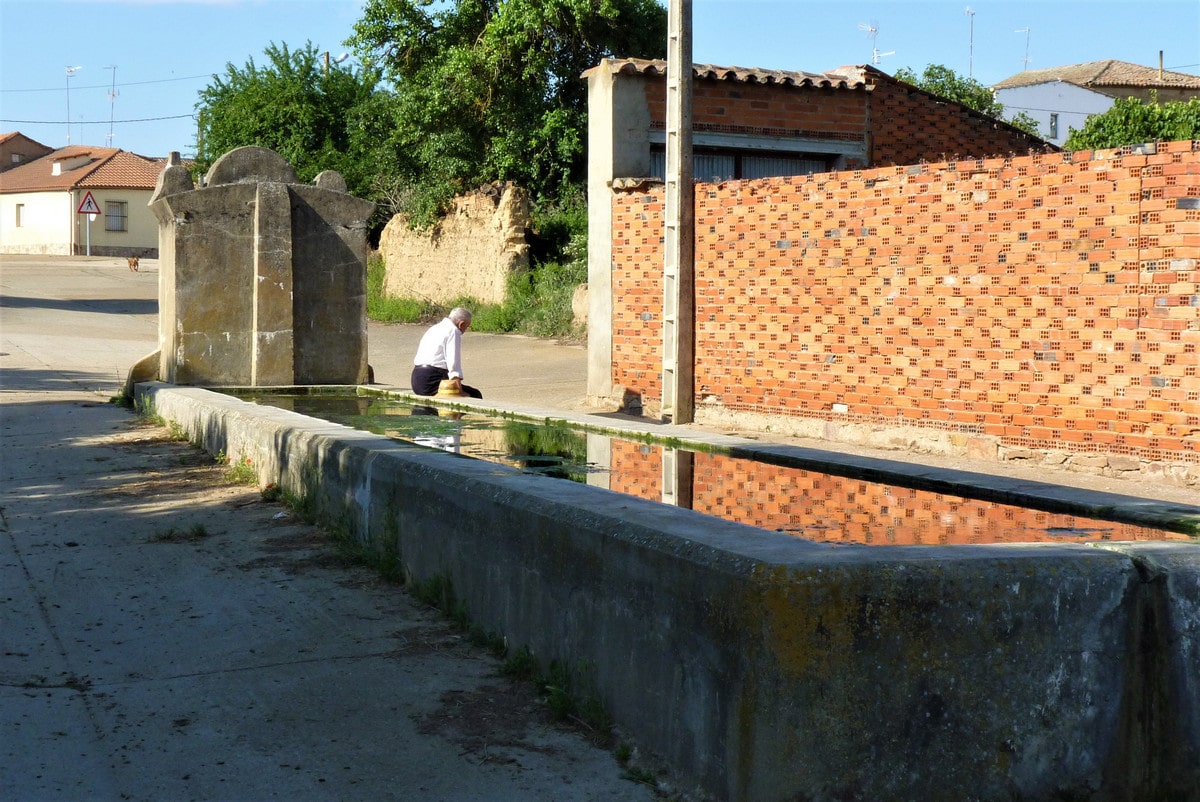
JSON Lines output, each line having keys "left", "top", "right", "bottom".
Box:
{"left": 77, "top": 191, "right": 101, "bottom": 256}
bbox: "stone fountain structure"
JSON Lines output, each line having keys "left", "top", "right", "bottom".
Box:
{"left": 127, "top": 146, "right": 374, "bottom": 390}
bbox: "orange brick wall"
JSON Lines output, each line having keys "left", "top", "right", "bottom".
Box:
{"left": 638, "top": 67, "right": 1043, "bottom": 167}
{"left": 644, "top": 80, "right": 869, "bottom": 147}
{"left": 611, "top": 141, "right": 1200, "bottom": 467}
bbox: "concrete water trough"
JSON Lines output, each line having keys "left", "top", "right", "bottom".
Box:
{"left": 136, "top": 381, "right": 1200, "bottom": 801}
{"left": 241, "top": 388, "right": 1196, "bottom": 547}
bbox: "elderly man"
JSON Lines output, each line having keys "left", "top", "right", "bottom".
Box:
{"left": 410, "top": 307, "right": 483, "bottom": 398}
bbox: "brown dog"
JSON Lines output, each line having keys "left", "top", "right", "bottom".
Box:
{"left": 127, "top": 256, "right": 140, "bottom": 272}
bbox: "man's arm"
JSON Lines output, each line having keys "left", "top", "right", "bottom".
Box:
{"left": 445, "top": 328, "right": 464, "bottom": 379}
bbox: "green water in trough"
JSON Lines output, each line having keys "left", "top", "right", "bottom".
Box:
{"left": 240, "top": 392, "right": 1194, "bottom": 547}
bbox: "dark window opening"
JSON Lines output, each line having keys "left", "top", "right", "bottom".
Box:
{"left": 650, "top": 146, "right": 833, "bottom": 182}
{"left": 105, "top": 201, "right": 128, "bottom": 232}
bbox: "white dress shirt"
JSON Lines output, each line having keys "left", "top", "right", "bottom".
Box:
{"left": 412, "top": 317, "right": 464, "bottom": 379}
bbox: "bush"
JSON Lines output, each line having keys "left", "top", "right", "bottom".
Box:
{"left": 1064, "top": 93, "right": 1200, "bottom": 150}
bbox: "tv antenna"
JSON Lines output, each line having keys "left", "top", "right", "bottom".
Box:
{"left": 1015, "top": 27, "right": 1032, "bottom": 70}
{"left": 104, "top": 66, "right": 118, "bottom": 146}
{"left": 65, "top": 65, "right": 81, "bottom": 144}
{"left": 858, "top": 21, "right": 894, "bottom": 66}
{"left": 966, "top": 7, "right": 976, "bottom": 78}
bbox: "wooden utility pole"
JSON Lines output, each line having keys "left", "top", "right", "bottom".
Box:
{"left": 662, "top": 0, "right": 694, "bottom": 424}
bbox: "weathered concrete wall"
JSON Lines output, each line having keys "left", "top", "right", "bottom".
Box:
{"left": 378, "top": 184, "right": 530, "bottom": 306}
{"left": 137, "top": 382, "right": 1200, "bottom": 802}
{"left": 147, "top": 147, "right": 374, "bottom": 386}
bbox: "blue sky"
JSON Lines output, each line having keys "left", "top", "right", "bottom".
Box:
{"left": 1, "top": 0, "right": 1197, "bottom": 159}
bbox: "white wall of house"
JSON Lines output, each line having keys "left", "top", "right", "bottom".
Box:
{"left": 0, "top": 188, "right": 157, "bottom": 256}
{"left": 995, "top": 82, "right": 1114, "bottom": 147}
{"left": 0, "top": 191, "right": 73, "bottom": 254}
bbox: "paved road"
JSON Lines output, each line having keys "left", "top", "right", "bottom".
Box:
{"left": 0, "top": 254, "right": 590, "bottom": 407}
{"left": 0, "top": 255, "right": 658, "bottom": 801}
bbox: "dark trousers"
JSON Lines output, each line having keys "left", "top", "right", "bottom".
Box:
{"left": 410, "top": 365, "right": 482, "bottom": 398}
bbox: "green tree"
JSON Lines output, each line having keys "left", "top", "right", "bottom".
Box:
{"left": 893, "top": 63, "right": 1040, "bottom": 136}
{"left": 1064, "top": 93, "right": 1200, "bottom": 150}
{"left": 1005, "top": 111, "right": 1042, "bottom": 138}
{"left": 347, "top": 0, "right": 667, "bottom": 226}
{"left": 194, "top": 42, "right": 388, "bottom": 200}
{"left": 894, "top": 64, "right": 1004, "bottom": 116}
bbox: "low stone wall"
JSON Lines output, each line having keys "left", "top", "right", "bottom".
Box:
{"left": 137, "top": 383, "right": 1200, "bottom": 801}
{"left": 379, "top": 185, "right": 530, "bottom": 306}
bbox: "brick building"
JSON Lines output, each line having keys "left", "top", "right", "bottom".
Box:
{"left": 596, "top": 141, "right": 1200, "bottom": 484}
{"left": 583, "top": 57, "right": 1051, "bottom": 185}
{"left": 0, "top": 131, "right": 53, "bottom": 173}
{"left": 585, "top": 57, "right": 1054, "bottom": 418}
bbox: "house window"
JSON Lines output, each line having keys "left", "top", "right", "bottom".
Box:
{"left": 15, "top": 203, "right": 23, "bottom": 227}
{"left": 1049, "top": 113, "right": 1059, "bottom": 140}
{"left": 105, "top": 201, "right": 128, "bottom": 232}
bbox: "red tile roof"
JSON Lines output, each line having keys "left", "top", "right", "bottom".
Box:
{"left": 992, "top": 60, "right": 1200, "bottom": 91}
{"left": 0, "top": 144, "right": 165, "bottom": 194}
{"left": 583, "top": 57, "right": 870, "bottom": 90}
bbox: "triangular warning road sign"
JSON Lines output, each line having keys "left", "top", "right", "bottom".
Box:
{"left": 77, "top": 191, "right": 101, "bottom": 215}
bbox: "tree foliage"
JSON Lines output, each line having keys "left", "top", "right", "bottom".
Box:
{"left": 1064, "top": 93, "right": 1200, "bottom": 150}
{"left": 347, "top": 0, "right": 667, "bottom": 226}
{"left": 894, "top": 63, "right": 1039, "bottom": 136}
{"left": 894, "top": 64, "right": 1004, "bottom": 116}
{"left": 194, "top": 42, "right": 388, "bottom": 200}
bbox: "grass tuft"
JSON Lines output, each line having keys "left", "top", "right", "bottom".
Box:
{"left": 150, "top": 522, "right": 210, "bottom": 543}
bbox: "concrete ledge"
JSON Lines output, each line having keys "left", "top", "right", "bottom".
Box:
{"left": 137, "top": 383, "right": 1200, "bottom": 801}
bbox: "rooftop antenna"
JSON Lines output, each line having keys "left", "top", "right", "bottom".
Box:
{"left": 1015, "top": 27, "right": 1032, "bottom": 70}
{"left": 104, "top": 65, "right": 118, "bottom": 146}
{"left": 858, "top": 21, "right": 895, "bottom": 66}
{"left": 65, "top": 65, "right": 81, "bottom": 144}
{"left": 966, "top": 7, "right": 976, "bottom": 78}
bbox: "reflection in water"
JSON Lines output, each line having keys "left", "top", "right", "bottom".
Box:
{"left": 409, "top": 405, "right": 462, "bottom": 452}
{"left": 240, "top": 393, "right": 1189, "bottom": 547}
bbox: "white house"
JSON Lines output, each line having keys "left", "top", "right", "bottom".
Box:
{"left": 993, "top": 60, "right": 1200, "bottom": 147}
{"left": 0, "top": 134, "right": 166, "bottom": 257}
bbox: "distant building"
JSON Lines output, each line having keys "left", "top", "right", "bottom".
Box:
{"left": 0, "top": 136, "right": 166, "bottom": 257}
{"left": 992, "top": 59, "right": 1200, "bottom": 147}
{"left": 0, "top": 132, "right": 53, "bottom": 173}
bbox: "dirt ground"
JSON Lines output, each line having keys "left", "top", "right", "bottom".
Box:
{"left": 115, "top": 412, "right": 678, "bottom": 798}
